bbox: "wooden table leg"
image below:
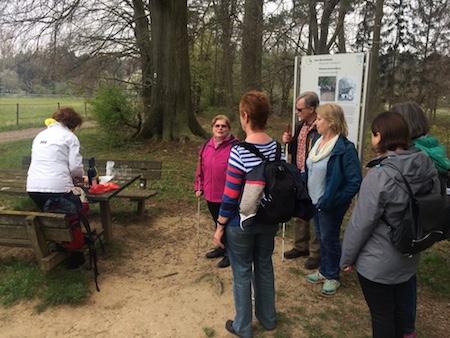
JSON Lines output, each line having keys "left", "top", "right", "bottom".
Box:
{"left": 99, "top": 200, "right": 113, "bottom": 241}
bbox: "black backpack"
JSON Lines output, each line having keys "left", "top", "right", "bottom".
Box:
{"left": 381, "top": 164, "right": 445, "bottom": 256}
{"left": 239, "top": 142, "right": 315, "bottom": 226}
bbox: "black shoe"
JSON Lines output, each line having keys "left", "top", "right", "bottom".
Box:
{"left": 304, "top": 257, "right": 320, "bottom": 270}
{"left": 206, "top": 247, "right": 225, "bottom": 259}
{"left": 66, "top": 252, "right": 86, "bottom": 271}
{"left": 225, "top": 320, "right": 241, "bottom": 337}
{"left": 284, "top": 248, "right": 309, "bottom": 259}
{"left": 217, "top": 256, "right": 230, "bottom": 268}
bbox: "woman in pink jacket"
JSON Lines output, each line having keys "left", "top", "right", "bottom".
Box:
{"left": 195, "top": 115, "right": 238, "bottom": 268}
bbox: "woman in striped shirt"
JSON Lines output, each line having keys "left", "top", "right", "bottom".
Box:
{"left": 214, "top": 91, "right": 283, "bottom": 338}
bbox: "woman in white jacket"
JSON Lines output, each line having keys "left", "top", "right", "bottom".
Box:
{"left": 27, "top": 108, "right": 86, "bottom": 269}
{"left": 27, "top": 107, "right": 84, "bottom": 210}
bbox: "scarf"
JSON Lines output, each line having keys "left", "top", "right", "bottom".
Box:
{"left": 213, "top": 133, "right": 231, "bottom": 149}
{"left": 309, "top": 134, "right": 339, "bottom": 163}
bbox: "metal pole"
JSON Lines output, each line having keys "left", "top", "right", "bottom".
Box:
{"left": 197, "top": 197, "right": 201, "bottom": 258}
{"left": 281, "top": 142, "right": 289, "bottom": 262}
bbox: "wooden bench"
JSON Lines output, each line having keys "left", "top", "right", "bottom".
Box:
{"left": 22, "top": 157, "right": 162, "bottom": 217}
{"left": 0, "top": 210, "right": 74, "bottom": 271}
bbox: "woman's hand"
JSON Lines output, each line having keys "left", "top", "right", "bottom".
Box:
{"left": 214, "top": 225, "right": 225, "bottom": 249}
{"left": 195, "top": 190, "right": 203, "bottom": 198}
{"left": 343, "top": 266, "right": 353, "bottom": 272}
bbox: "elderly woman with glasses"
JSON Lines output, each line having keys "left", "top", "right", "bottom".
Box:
{"left": 194, "top": 114, "right": 239, "bottom": 268}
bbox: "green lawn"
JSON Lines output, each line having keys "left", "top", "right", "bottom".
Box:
{"left": 0, "top": 97, "right": 93, "bottom": 132}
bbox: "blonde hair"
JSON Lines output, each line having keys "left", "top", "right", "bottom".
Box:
{"left": 211, "top": 114, "right": 231, "bottom": 128}
{"left": 316, "top": 103, "right": 348, "bottom": 137}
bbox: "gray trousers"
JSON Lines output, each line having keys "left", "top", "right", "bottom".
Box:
{"left": 292, "top": 217, "right": 320, "bottom": 259}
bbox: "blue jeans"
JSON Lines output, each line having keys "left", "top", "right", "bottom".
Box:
{"left": 226, "top": 223, "right": 278, "bottom": 338}
{"left": 404, "top": 275, "right": 417, "bottom": 334}
{"left": 313, "top": 203, "right": 349, "bottom": 280}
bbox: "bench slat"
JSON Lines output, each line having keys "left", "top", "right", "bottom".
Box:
{"left": 116, "top": 190, "right": 157, "bottom": 200}
{"left": 0, "top": 225, "right": 29, "bottom": 239}
{"left": 0, "top": 238, "right": 31, "bottom": 247}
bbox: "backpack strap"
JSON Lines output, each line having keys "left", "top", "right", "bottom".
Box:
{"left": 384, "top": 164, "right": 414, "bottom": 197}
{"left": 239, "top": 141, "right": 282, "bottom": 162}
{"left": 78, "top": 212, "right": 104, "bottom": 292}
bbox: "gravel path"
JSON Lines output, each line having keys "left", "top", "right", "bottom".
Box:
{"left": 0, "top": 121, "right": 97, "bottom": 143}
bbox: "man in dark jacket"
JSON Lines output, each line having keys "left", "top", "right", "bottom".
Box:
{"left": 282, "top": 91, "right": 320, "bottom": 269}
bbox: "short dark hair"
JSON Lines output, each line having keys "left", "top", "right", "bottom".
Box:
{"left": 390, "top": 101, "right": 430, "bottom": 139}
{"left": 239, "top": 91, "right": 270, "bottom": 131}
{"left": 52, "top": 107, "right": 83, "bottom": 130}
{"left": 371, "top": 111, "right": 410, "bottom": 154}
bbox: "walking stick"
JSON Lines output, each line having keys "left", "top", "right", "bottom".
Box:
{"left": 197, "top": 196, "right": 201, "bottom": 258}
{"left": 195, "top": 144, "right": 204, "bottom": 259}
{"left": 281, "top": 124, "right": 290, "bottom": 262}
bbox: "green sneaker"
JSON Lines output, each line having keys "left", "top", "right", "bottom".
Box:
{"left": 321, "top": 279, "right": 340, "bottom": 295}
{"left": 306, "top": 271, "right": 326, "bottom": 284}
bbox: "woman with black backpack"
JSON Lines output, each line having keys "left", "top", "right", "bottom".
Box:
{"left": 391, "top": 102, "right": 450, "bottom": 338}
{"left": 340, "top": 111, "right": 441, "bottom": 338}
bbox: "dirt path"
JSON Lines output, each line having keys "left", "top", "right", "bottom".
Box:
{"left": 1, "top": 210, "right": 449, "bottom": 338}
{"left": 0, "top": 121, "right": 96, "bottom": 143}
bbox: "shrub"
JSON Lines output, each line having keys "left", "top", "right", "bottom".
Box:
{"left": 89, "top": 85, "right": 135, "bottom": 146}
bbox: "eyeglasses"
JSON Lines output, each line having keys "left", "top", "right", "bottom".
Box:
{"left": 296, "top": 107, "right": 310, "bottom": 112}
{"left": 213, "top": 124, "right": 228, "bottom": 128}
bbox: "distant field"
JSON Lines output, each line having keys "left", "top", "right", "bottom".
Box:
{"left": 0, "top": 97, "right": 93, "bottom": 132}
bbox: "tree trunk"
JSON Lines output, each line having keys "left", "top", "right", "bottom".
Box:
{"left": 240, "top": 0, "right": 263, "bottom": 93}
{"left": 367, "top": 0, "right": 384, "bottom": 119}
{"left": 217, "top": 0, "right": 237, "bottom": 117}
{"left": 140, "top": 0, "right": 206, "bottom": 141}
{"left": 132, "top": 0, "right": 152, "bottom": 132}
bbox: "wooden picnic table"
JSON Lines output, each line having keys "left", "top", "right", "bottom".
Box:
{"left": 0, "top": 169, "right": 140, "bottom": 241}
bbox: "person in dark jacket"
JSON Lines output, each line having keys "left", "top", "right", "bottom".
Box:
{"left": 341, "top": 111, "right": 441, "bottom": 338}
{"left": 305, "top": 103, "right": 362, "bottom": 295}
{"left": 194, "top": 115, "right": 238, "bottom": 268}
{"left": 282, "top": 91, "right": 321, "bottom": 269}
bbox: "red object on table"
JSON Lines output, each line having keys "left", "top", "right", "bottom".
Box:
{"left": 88, "top": 182, "right": 120, "bottom": 194}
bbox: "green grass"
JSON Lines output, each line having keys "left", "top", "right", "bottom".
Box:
{"left": 0, "top": 97, "right": 93, "bottom": 132}
{"left": 0, "top": 257, "right": 90, "bottom": 313}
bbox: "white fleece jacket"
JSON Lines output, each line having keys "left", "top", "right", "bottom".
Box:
{"left": 27, "top": 122, "right": 84, "bottom": 193}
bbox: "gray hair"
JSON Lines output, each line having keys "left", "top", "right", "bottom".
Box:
{"left": 296, "top": 91, "right": 319, "bottom": 109}
{"left": 390, "top": 101, "right": 430, "bottom": 139}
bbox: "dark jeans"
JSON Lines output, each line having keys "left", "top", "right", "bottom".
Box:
{"left": 207, "top": 201, "right": 227, "bottom": 256}
{"left": 29, "top": 191, "right": 85, "bottom": 268}
{"left": 28, "top": 192, "right": 66, "bottom": 211}
{"left": 404, "top": 275, "right": 417, "bottom": 334}
{"left": 312, "top": 203, "right": 348, "bottom": 280}
{"left": 358, "top": 273, "right": 408, "bottom": 338}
